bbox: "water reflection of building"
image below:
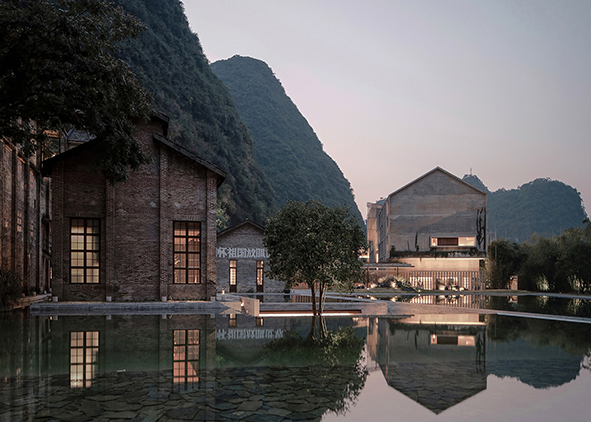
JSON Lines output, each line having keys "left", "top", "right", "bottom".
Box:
{"left": 367, "top": 314, "right": 487, "bottom": 414}
{"left": 406, "top": 293, "right": 489, "bottom": 310}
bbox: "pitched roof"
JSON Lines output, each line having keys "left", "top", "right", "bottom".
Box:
{"left": 218, "top": 219, "right": 265, "bottom": 238}
{"left": 387, "top": 166, "right": 487, "bottom": 199}
{"left": 153, "top": 132, "right": 226, "bottom": 187}
{"left": 42, "top": 114, "right": 227, "bottom": 187}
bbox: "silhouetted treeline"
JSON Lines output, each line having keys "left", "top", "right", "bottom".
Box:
{"left": 486, "top": 219, "right": 591, "bottom": 292}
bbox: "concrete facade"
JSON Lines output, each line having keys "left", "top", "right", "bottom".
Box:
{"left": 0, "top": 138, "right": 52, "bottom": 294}
{"left": 216, "top": 221, "right": 285, "bottom": 294}
{"left": 367, "top": 167, "right": 487, "bottom": 263}
{"left": 43, "top": 115, "right": 226, "bottom": 302}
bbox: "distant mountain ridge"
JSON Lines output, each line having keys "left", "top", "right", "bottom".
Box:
{"left": 462, "top": 174, "right": 587, "bottom": 242}
{"left": 211, "top": 56, "right": 363, "bottom": 225}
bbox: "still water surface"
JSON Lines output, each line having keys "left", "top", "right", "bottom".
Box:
{"left": 1, "top": 299, "right": 591, "bottom": 421}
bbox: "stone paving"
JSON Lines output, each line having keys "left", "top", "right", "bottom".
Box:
{"left": 0, "top": 365, "right": 365, "bottom": 422}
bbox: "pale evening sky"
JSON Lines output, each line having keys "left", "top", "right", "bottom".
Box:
{"left": 183, "top": 0, "right": 591, "bottom": 219}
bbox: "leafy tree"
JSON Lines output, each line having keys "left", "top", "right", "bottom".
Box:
{"left": 0, "top": 0, "right": 152, "bottom": 182}
{"left": 486, "top": 239, "right": 526, "bottom": 289}
{"left": 263, "top": 200, "right": 367, "bottom": 318}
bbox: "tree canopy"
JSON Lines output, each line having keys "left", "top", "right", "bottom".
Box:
{"left": 263, "top": 200, "right": 367, "bottom": 316}
{"left": 0, "top": 0, "right": 152, "bottom": 182}
{"left": 486, "top": 219, "right": 591, "bottom": 293}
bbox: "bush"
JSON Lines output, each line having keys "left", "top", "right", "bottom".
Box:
{"left": 0, "top": 270, "right": 23, "bottom": 311}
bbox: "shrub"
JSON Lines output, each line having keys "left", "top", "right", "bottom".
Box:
{"left": 0, "top": 270, "right": 23, "bottom": 311}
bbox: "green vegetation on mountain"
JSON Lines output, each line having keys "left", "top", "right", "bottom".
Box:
{"left": 462, "top": 174, "right": 587, "bottom": 242}
{"left": 111, "top": 0, "right": 275, "bottom": 226}
{"left": 211, "top": 56, "right": 363, "bottom": 224}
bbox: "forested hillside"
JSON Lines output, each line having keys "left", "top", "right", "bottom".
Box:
{"left": 211, "top": 56, "right": 363, "bottom": 224}
{"left": 462, "top": 175, "right": 587, "bottom": 242}
{"left": 111, "top": 0, "right": 275, "bottom": 226}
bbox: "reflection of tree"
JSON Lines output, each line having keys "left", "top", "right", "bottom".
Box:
{"left": 263, "top": 318, "right": 368, "bottom": 417}
{"left": 487, "top": 314, "right": 591, "bottom": 388}
{"left": 488, "top": 312, "right": 591, "bottom": 356}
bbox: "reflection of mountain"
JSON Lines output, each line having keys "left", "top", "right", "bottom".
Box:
{"left": 368, "top": 315, "right": 487, "bottom": 414}
{"left": 487, "top": 338, "right": 583, "bottom": 389}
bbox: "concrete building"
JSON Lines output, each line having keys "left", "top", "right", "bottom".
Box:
{"left": 42, "top": 114, "right": 226, "bottom": 301}
{"left": 366, "top": 167, "right": 487, "bottom": 289}
{"left": 216, "top": 220, "right": 284, "bottom": 294}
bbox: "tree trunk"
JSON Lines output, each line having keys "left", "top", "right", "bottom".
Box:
{"left": 310, "top": 283, "right": 317, "bottom": 316}
{"left": 318, "top": 283, "right": 325, "bottom": 317}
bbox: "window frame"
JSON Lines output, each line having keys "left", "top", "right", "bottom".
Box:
{"left": 70, "top": 218, "right": 100, "bottom": 284}
{"left": 173, "top": 221, "right": 201, "bottom": 284}
{"left": 173, "top": 329, "right": 200, "bottom": 390}
{"left": 69, "top": 331, "right": 99, "bottom": 388}
{"left": 229, "top": 259, "right": 237, "bottom": 293}
{"left": 256, "top": 260, "right": 264, "bottom": 292}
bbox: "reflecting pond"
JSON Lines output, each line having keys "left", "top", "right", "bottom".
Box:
{"left": 1, "top": 304, "right": 591, "bottom": 421}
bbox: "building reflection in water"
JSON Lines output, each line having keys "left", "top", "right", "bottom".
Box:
{"left": 2, "top": 309, "right": 591, "bottom": 421}
{"left": 69, "top": 331, "right": 99, "bottom": 388}
{"left": 173, "top": 329, "right": 200, "bottom": 390}
{"left": 367, "top": 313, "right": 487, "bottom": 414}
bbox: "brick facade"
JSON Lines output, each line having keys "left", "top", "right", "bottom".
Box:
{"left": 0, "top": 138, "right": 51, "bottom": 294}
{"left": 43, "top": 115, "right": 226, "bottom": 301}
{"left": 216, "top": 221, "right": 285, "bottom": 294}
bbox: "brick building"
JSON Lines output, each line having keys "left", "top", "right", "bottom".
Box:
{"left": 216, "top": 220, "right": 284, "bottom": 294}
{"left": 0, "top": 138, "right": 52, "bottom": 294}
{"left": 42, "top": 114, "right": 226, "bottom": 301}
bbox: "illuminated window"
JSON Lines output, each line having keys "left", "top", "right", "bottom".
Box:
{"left": 229, "top": 314, "right": 237, "bottom": 327}
{"left": 431, "top": 237, "right": 475, "bottom": 247}
{"left": 70, "top": 331, "right": 99, "bottom": 388}
{"left": 173, "top": 222, "right": 200, "bottom": 284}
{"left": 70, "top": 218, "right": 100, "bottom": 283}
{"left": 173, "top": 330, "right": 199, "bottom": 390}
{"left": 229, "top": 260, "right": 237, "bottom": 293}
{"left": 256, "top": 261, "right": 264, "bottom": 285}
